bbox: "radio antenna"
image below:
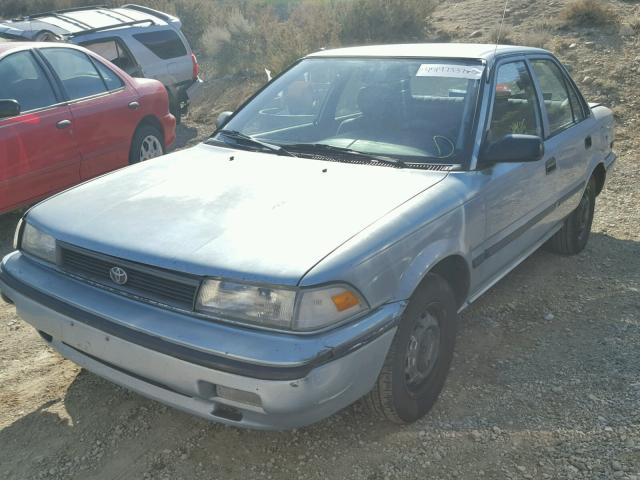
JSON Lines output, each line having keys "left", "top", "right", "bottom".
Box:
{"left": 494, "top": 0, "right": 510, "bottom": 56}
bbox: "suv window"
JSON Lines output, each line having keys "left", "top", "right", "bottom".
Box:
{"left": 133, "top": 30, "right": 187, "bottom": 60}
{"left": 488, "top": 61, "right": 541, "bottom": 141}
{"left": 0, "top": 51, "right": 57, "bottom": 112}
{"left": 82, "top": 39, "right": 139, "bottom": 77}
{"left": 530, "top": 59, "right": 575, "bottom": 135}
{"left": 40, "top": 48, "right": 107, "bottom": 100}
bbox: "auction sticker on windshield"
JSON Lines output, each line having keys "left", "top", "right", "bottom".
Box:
{"left": 416, "top": 64, "right": 484, "bottom": 79}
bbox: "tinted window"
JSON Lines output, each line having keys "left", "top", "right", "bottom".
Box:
{"left": 0, "top": 51, "right": 57, "bottom": 112}
{"left": 82, "top": 39, "right": 139, "bottom": 77}
{"left": 40, "top": 48, "right": 107, "bottom": 100}
{"left": 489, "top": 61, "right": 541, "bottom": 141}
{"left": 133, "top": 30, "right": 187, "bottom": 59}
{"left": 530, "top": 59, "right": 574, "bottom": 135}
{"left": 93, "top": 59, "right": 124, "bottom": 91}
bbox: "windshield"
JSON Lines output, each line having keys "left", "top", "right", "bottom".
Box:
{"left": 212, "top": 57, "right": 484, "bottom": 167}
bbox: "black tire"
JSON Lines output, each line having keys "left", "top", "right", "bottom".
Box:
{"left": 129, "top": 125, "right": 164, "bottom": 165}
{"left": 546, "top": 176, "right": 596, "bottom": 255}
{"left": 168, "top": 92, "right": 182, "bottom": 125}
{"left": 363, "top": 273, "right": 458, "bottom": 424}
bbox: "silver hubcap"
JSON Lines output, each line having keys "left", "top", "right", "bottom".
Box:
{"left": 139, "top": 135, "right": 163, "bottom": 161}
{"left": 405, "top": 310, "right": 441, "bottom": 391}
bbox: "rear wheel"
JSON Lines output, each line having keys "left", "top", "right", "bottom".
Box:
{"left": 363, "top": 273, "right": 457, "bottom": 424}
{"left": 546, "top": 176, "right": 596, "bottom": 255}
{"left": 129, "top": 125, "right": 164, "bottom": 164}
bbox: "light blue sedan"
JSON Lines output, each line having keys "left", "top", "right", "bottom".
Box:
{"left": 0, "top": 44, "right": 616, "bottom": 429}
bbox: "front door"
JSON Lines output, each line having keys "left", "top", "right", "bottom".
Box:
{"left": 0, "top": 50, "right": 81, "bottom": 213}
{"left": 474, "top": 59, "right": 557, "bottom": 285}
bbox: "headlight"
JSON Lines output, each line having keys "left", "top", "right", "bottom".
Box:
{"left": 20, "top": 222, "right": 57, "bottom": 263}
{"left": 196, "top": 280, "right": 368, "bottom": 331}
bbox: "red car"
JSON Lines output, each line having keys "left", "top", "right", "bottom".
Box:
{"left": 0, "top": 42, "right": 176, "bottom": 215}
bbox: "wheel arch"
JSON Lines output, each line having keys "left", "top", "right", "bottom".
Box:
{"left": 399, "top": 251, "right": 471, "bottom": 311}
{"left": 592, "top": 162, "right": 606, "bottom": 196}
{"left": 134, "top": 115, "right": 164, "bottom": 144}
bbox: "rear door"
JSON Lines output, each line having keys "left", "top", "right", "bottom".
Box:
{"left": 528, "top": 56, "right": 595, "bottom": 220}
{"left": 0, "top": 49, "right": 81, "bottom": 213}
{"left": 38, "top": 47, "right": 142, "bottom": 180}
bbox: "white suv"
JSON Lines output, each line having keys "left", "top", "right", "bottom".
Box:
{"left": 0, "top": 4, "right": 202, "bottom": 122}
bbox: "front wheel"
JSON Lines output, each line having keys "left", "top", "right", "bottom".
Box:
{"left": 129, "top": 125, "right": 164, "bottom": 164}
{"left": 546, "top": 177, "right": 596, "bottom": 255}
{"left": 363, "top": 273, "right": 458, "bottom": 424}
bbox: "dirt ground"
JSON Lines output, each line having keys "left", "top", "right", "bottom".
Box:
{"left": 1, "top": 1, "right": 640, "bottom": 479}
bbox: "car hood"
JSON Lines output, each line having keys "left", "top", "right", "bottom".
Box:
{"left": 28, "top": 144, "right": 448, "bottom": 285}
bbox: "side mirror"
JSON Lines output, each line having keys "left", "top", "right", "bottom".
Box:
{"left": 216, "top": 111, "right": 233, "bottom": 129}
{"left": 0, "top": 99, "right": 20, "bottom": 119}
{"left": 479, "top": 134, "right": 544, "bottom": 165}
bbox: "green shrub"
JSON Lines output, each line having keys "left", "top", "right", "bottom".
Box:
{"left": 561, "top": 0, "right": 619, "bottom": 27}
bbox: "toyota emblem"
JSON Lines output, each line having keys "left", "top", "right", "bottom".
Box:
{"left": 109, "top": 266, "right": 128, "bottom": 285}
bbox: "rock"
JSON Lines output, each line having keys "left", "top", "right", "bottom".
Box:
{"left": 569, "top": 43, "right": 578, "bottom": 49}
{"left": 612, "top": 461, "right": 622, "bottom": 471}
{"left": 470, "top": 430, "right": 482, "bottom": 441}
{"left": 544, "top": 312, "right": 555, "bottom": 321}
{"left": 492, "top": 426, "right": 502, "bottom": 435}
{"left": 585, "top": 41, "right": 595, "bottom": 47}
{"left": 551, "top": 386, "right": 563, "bottom": 394}
{"left": 469, "top": 30, "right": 483, "bottom": 38}
{"left": 583, "top": 76, "right": 593, "bottom": 85}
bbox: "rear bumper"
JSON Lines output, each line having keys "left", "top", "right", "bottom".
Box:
{"left": 161, "top": 113, "right": 176, "bottom": 149}
{"left": 0, "top": 252, "right": 402, "bottom": 429}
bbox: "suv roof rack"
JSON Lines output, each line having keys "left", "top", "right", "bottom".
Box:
{"left": 121, "top": 4, "right": 174, "bottom": 23}
{"left": 67, "top": 19, "right": 156, "bottom": 38}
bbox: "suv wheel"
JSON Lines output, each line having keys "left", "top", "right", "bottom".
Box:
{"left": 130, "top": 125, "right": 164, "bottom": 164}
{"left": 363, "top": 273, "right": 457, "bottom": 424}
{"left": 546, "top": 176, "right": 596, "bottom": 255}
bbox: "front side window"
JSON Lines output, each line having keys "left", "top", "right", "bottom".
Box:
{"left": 0, "top": 51, "right": 57, "bottom": 112}
{"left": 40, "top": 48, "right": 107, "bottom": 100}
{"left": 488, "top": 61, "right": 541, "bottom": 142}
{"left": 530, "top": 59, "right": 575, "bottom": 135}
{"left": 215, "top": 58, "right": 484, "bottom": 166}
{"left": 133, "top": 30, "right": 187, "bottom": 59}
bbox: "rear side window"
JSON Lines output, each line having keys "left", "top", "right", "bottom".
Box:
{"left": 0, "top": 51, "right": 57, "bottom": 112}
{"left": 93, "top": 59, "right": 125, "bottom": 91}
{"left": 81, "top": 38, "right": 139, "bottom": 77}
{"left": 133, "top": 30, "right": 187, "bottom": 59}
{"left": 530, "top": 59, "right": 574, "bottom": 135}
{"left": 40, "top": 48, "right": 107, "bottom": 100}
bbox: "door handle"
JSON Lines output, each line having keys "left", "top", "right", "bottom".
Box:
{"left": 545, "top": 157, "right": 557, "bottom": 174}
{"left": 585, "top": 136, "right": 592, "bottom": 149}
{"left": 56, "top": 119, "right": 72, "bottom": 129}
{"left": 128, "top": 101, "right": 140, "bottom": 110}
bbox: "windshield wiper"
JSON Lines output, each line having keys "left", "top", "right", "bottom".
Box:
{"left": 284, "top": 143, "right": 407, "bottom": 168}
{"left": 208, "top": 130, "right": 296, "bottom": 157}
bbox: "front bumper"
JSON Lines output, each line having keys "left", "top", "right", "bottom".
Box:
{"left": 0, "top": 252, "right": 402, "bottom": 429}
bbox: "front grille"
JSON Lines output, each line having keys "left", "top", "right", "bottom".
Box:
{"left": 59, "top": 245, "right": 200, "bottom": 310}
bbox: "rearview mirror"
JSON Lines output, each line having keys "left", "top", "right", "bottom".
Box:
{"left": 479, "top": 134, "right": 544, "bottom": 165}
{"left": 0, "top": 99, "right": 20, "bottom": 119}
{"left": 216, "top": 111, "right": 233, "bottom": 129}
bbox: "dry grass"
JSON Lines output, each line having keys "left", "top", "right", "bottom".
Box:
{"left": 560, "top": 0, "right": 620, "bottom": 28}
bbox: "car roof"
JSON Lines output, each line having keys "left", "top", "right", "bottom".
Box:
{"left": 307, "top": 43, "right": 550, "bottom": 62}
{"left": 0, "top": 41, "right": 89, "bottom": 55}
{"left": 0, "top": 5, "right": 179, "bottom": 40}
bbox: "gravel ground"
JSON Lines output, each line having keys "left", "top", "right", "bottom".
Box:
{"left": 1, "top": 1, "right": 639, "bottom": 478}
